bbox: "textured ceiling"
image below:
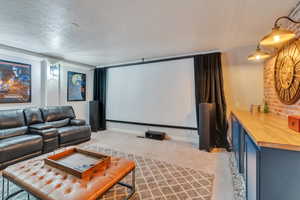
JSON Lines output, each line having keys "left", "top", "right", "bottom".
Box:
{"left": 0, "top": 0, "right": 298, "bottom": 66}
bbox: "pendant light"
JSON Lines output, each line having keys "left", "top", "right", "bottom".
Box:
{"left": 248, "top": 45, "right": 271, "bottom": 61}
{"left": 260, "top": 16, "right": 300, "bottom": 47}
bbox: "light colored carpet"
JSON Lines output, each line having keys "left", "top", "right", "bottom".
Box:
{"left": 85, "top": 131, "right": 234, "bottom": 200}
{"left": 1, "top": 130, "right": 236, "bottom": 200}
{"left": 0, "top": 146, "right": 214, "bottom": 200}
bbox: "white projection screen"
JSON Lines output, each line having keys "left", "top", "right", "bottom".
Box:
{"left": 106, "top": 58, "right": 197, "bottom": 128}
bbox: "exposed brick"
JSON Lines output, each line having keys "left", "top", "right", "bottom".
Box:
{"left": 264, "top": 56, "right": 300, "bottom": 117}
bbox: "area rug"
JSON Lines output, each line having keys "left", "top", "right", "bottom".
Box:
{"left": 0, "top": 145, "right": 214, "bottom": 200}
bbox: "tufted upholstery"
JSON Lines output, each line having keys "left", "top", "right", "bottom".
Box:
{"left": 3, "top": 156, "right": 135, "bottom": 200}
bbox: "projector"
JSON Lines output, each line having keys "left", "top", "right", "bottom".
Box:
{"left": 145, "top": 130, "right": 166, "bottom": 140}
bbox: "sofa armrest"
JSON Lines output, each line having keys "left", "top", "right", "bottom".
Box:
{"left": 29, "top": 123, "right": 53, "bottom": 130}
{"left": 29, "top": 128, "right": 58, "bottom": 140}
{"left": 70, "top": 119, "right": 86, "bottom": 126}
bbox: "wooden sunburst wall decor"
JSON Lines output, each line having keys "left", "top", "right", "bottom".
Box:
{"left": 274, "top": 40, "right": 300, "bottom": 104}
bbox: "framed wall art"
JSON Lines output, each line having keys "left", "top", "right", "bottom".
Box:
{"left": 67, "top": 71, "right": 86, "bottom": 101}
{"left": 0, "top": 59, "right": 31, "bottom": 103}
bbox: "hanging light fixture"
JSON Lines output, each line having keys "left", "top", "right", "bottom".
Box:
{"left": 248, "top": 45, "right": 271, "bottom": 61}
{"left": 260, "top": 16, "right": 300, "bottom": 47}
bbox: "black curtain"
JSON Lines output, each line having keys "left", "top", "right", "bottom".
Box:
{"left": 93, "top": 68, "right": 107, "bottom": 130}
{"left": 194, "top": 52, "right": 228, "bottom": 148}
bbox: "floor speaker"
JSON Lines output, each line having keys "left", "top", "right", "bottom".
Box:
{"left": 198, "top": 103, "right": 216, "bottom": 151}
{"left": 89, "top": 101, "right": 100, "bottom": 132}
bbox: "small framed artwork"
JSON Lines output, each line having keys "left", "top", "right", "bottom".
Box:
{"left": 0, "top": 59, "right": 31, "bottom": 103}
{"left": 67, "top": 71, "right": 86, "bottom": 101}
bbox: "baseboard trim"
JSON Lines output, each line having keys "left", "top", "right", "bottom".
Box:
{"left": 106, "top": 119, "right": 198, "bottom": 130}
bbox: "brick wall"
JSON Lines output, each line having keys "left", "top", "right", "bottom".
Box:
{"left": 264, "top": 4, "right": 300, "bottom": 116}
{"left": 264, "top": 57, "right": 300, "bottom": 116}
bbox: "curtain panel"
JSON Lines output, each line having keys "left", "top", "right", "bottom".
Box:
{"left": 93, "top": 68, "right": 107, "bottom": 130}
{"left": 194, "top": 52, "right": 228, "bottom": 148}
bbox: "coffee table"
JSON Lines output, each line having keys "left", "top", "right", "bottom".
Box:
{"left": 2, "top": 154, "right": 135, "bottom": 200}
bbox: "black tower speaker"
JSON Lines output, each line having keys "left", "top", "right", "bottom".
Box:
{"left": 198, "top": 103, "right": 216, "bottom": 151}
{"left": 89, "top": 101, "right": 100, "bottom": 132}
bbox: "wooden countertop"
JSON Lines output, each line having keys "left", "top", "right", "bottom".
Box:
{"left": 231, "top": 110, "right": 300, "bottom": 151}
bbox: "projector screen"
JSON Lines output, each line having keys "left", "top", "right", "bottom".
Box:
{"left": 106, "top": 58, "right": 197, "bottom": 128}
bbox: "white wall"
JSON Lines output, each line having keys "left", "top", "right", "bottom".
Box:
{"left": 222, "top": 47, "right": 264, "bottom": 112}
{"left": 60, "top": 62, "right": 94, "bottom": 121}
{"left": 0, "top": 48, "right": 94, "bottom": 122}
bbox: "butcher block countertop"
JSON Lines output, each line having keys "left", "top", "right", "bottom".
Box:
{"left": 231, "top": 110, "right": 300, "bottom": 151}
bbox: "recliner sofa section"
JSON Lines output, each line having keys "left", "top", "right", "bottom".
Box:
{"left": 0, "top": 109, "right": 43, "bottom": 169}
{"left": 40, "top": 106, "right": 91, "bottom": 147}
{"left": 0, "top": 106, "right": 91, "bottom": 169}
{"left": 24, "top": 107, "right": 59, "bottom": 153}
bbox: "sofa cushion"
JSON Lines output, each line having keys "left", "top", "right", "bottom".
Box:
{"left": 29, "top": 123, "right": 53, "bottom": 130}
{"left": 0, "top": 134, "right": 42, "bottom": 163}
{"left": 57, "top": 125, "right": 91, "bottom": 144}
{"left": 29, "top": 128, "right": 58, "bottom": 140}
{"left": 47, "top": 118, "right": 70, "bottom": 128}
{"left": 0, "top": 109, "right": 25, "bottom": 129}
{"left": 70, "top": 119, "right": 86, "bottom": 126}
{"left": 41, "top": 106, "right": 75, "bottom": 122}
{"left": 0, "top": 126, "right": 28, "bottom": 140}
{"left": 24, "top": 108, "right": 44, "bottom": 125}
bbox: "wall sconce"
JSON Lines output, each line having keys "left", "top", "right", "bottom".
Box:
{"left": 260, "top": 16, "right": 300, "bottom": 47}
{"left": 49, "top": 64, "right": 60, "bottom": 80}
{"left": 249, "top": 16, "right": 300, "bottom": 61}
{"left": 247, "top": 45, "right": 271, "bottom": 61}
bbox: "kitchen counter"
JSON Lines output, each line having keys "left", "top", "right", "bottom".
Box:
{"left": 231, "top": 110, "right": 300, "bottom": 151}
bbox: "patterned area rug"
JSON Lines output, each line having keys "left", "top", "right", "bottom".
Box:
{"left": 0, "top": 145, "right": 214, "bottom": 200}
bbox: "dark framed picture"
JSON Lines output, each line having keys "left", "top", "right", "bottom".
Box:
{"left": 0, "top": 59, "right": 31, "bottom": 103}
{"left": 67, "top": 71, "right": 86, "bottom": 101}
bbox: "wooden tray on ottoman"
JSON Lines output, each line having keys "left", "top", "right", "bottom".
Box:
{"left": 44, "top": 148, "right": 111, "bottom": 179}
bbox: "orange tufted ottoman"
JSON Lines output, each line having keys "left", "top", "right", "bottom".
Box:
{"left": 2, "top": 156, "right": 136, "bottom": 200}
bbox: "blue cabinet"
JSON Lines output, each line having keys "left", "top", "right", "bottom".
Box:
{"left": 259, "top": 147, "right": 300, "bottom": 200}
{"left": 231, "top": 117, "right": 246, "bottom": 175}
{"left": 231, "top": 117, "right": 240, "bottom": 166}
{"left": 246, "top": 134, "right": 260, "bottom": 200}
{"left": 240, "top": 128, "right": 246, "bottom": 177}
{"left": 231, "top": 116, "right": 259, "bottom": 200}
{"left": 231, "top": 113, "right": 300, "bottom": 200}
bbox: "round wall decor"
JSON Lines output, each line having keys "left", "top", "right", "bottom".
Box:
{"left": 274, "top": 40, "right": 300, "bottom": 104}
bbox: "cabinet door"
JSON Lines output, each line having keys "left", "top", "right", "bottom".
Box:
{"left": 231, "top": 117, "right": 240, "bottom": 166}
{"left": 246, "top": 134, "right": 260, "bottom": 200}
{"left": 240, "top": 128, "right": 246, "bottom": 175}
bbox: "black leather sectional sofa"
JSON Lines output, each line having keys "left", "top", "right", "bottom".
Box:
{"left": 0, "top": 106, "right": 91, "bottom": 169}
